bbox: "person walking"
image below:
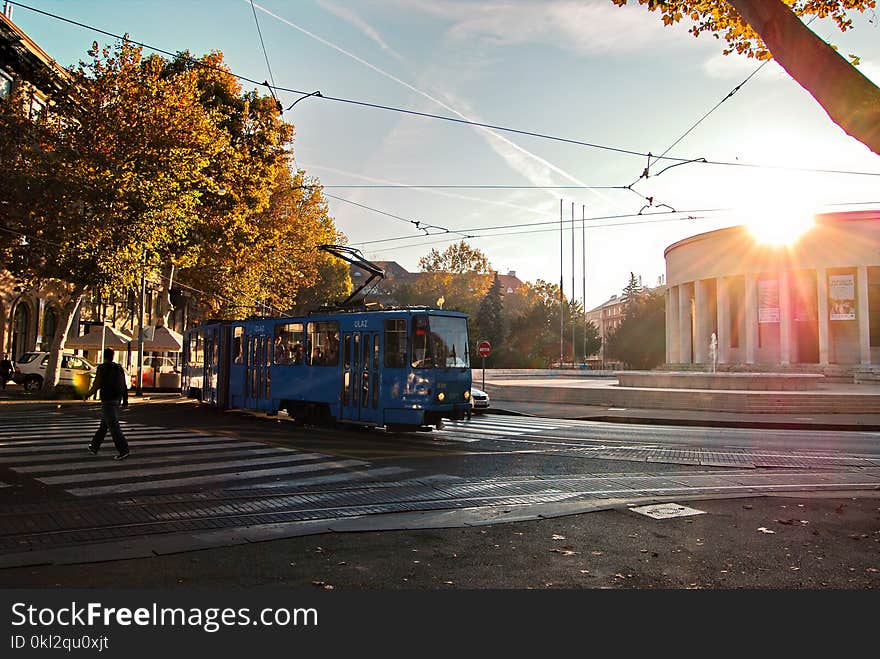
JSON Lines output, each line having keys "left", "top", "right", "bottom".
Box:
{"left": 0, "top": 353, "right": 13, "bottom": 390}
{"left": 86, "top": 347, "right": 130, "bottom": 460}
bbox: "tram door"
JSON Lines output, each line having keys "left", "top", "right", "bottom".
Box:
{"left": 341, "top": 332, "right": 380, "bottom": 424}
{"left": 245, "top": 331, "right": 271, "bottom": 411}
{"left": 202, "top": 328, "right": 218, "bottom": 405}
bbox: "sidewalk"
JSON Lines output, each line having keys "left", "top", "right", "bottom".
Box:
{"left": 481, "top": 375, "right": 880, "bottom": 431}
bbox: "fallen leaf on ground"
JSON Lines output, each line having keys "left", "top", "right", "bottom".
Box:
{"left": 552, "top": 534, "right": 565, "bottom": 540}
{"left": 591, "top": 550, "right": 603, "bottom": 556}
{"left": 550, "top": 549, "right": 578, "bottom": 556}
{"left": 757, "top": 527, "right": 776, "bottom": 534}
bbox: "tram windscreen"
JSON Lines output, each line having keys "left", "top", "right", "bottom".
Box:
{"left": 412, "top": 315, "right": 469, "bottom": 368}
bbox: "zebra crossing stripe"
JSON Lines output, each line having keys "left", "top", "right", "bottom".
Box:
{"left": 1, "top": 441, "right": 270, "bottom": 463}
{"left": 0, "top": 432, "right": 217, "bottom": 447}
{"left": 65, "top": 459, "right": 369, "bottom": 497}
{"left": 0, "top": 438, "right": 253, "bottom": 458}
{"left": 16, "top": 447, "right": 285, "bottom": 473}
{"left": 36, "top": 452, "right": 338, "bottom": 485}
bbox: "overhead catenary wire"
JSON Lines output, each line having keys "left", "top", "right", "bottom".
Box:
{"left": 247, "top": 0, "right": 280, "bottom": 110}
{"left": 9, "top": 2, "right": 880, "bottom": 180}
{"left": 323, "top": 193, "right": 471, "bottom": 238}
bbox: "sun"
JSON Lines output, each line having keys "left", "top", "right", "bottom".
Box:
{"left": 731, "top": 176, "right": 818, "bottom": 247}
{"left": 746, "top": 209, "right": 815, "bottom": 246}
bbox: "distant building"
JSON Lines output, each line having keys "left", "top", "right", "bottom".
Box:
{"left": 348, "top": 261, "right": 524, "bottom": 307}
{"left": 0, "top": 6, "right": 72, "bottom": 360}
{"left": 665, "top": 210, "right": 880, "bottom": 371}
{"left": 0, "top": 7, "right": 188, "bottom": 372}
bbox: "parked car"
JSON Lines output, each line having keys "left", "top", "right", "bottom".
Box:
{"left": 470, "top": 387, "right": 490, "bottom": 413}
{"left": 13, "top": 351, "right": 96, "bottom": 394}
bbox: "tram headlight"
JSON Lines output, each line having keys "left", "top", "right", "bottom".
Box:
{"left": 436, "top": 392, "right": 445, "bottom": 402}
{"left": 463, "top": 390, "right": 470, "bottom": 400}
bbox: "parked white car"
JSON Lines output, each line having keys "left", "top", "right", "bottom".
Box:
{"left": 470, "top": 387, "right": 490, "bottom": 413}
{"left": 13, "top": 351, "right": 96, "bottom": 393}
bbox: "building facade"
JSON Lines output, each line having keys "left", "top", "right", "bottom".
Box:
{"left": 1, "top": 7, "right": 187, "bottom": 374}
{"left": 664, "top": 210, "right": 880, "bottom": 370}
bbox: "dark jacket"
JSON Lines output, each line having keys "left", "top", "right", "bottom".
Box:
{"left": 89, "top": 361, "right": 129, "bottom": 404}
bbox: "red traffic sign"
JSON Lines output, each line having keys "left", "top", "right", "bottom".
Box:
{"left": 477, "top": 341, "right": 492, "bottom": 358}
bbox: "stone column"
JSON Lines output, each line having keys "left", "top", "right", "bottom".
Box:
{"left": 858, "top": 265, "right": 871, "bottom": 364}
{"left": 817, "top": 268, "right": 829, "bottom": 365}
{"left": 694, "top": 279, "right": 709, "bottom": 364}
{"left": 716, "top": 277, "right": 730, "bottom": 364}
{"left": 745, "top": 273, "right": 758, "bottom": 364}
{"left": 779, "top": 270, "right": 791, "bottom": 366}
{"left": 666, "top": 287, "right": 680, "bottom": 364}
{"left": 678, "top": 283, "right": 692, "bottom": 365}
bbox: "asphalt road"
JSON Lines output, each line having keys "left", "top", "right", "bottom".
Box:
{"left": 2, "top": 493, "right": 878, "bottom": 589}
{"left": 0, "top": 400, "right": 877, "bottom": 589}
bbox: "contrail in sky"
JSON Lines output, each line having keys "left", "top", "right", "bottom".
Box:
{"left": 248, "top": 1, "right": 615, "bottom": 206}
{"left": 303, "top": 162, "right": 554, "bottom": 215}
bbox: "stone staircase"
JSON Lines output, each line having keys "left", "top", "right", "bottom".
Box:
{"left": 485, "top": 382, "right": 880, "bottom": 415}
{"left": 853, "top": 366, "right": 880, "bottom": 384}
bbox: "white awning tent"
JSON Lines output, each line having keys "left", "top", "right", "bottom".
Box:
{"left": 65, "top": 324, "right": 133, "bottom": 350}
{"left": 142, "top": 325, "right": 184, "bottom": 352}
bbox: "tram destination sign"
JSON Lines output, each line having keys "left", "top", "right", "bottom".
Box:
{"left": 477, "top": 341, "right": 492, "bottom": 358}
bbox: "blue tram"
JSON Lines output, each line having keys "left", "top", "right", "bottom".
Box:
{"left": 182, "top": 308, "right": 472, "bottom": 429}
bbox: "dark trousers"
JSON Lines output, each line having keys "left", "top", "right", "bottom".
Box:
{"left": 90, "top": 402, "right": 129, "bottom": 455}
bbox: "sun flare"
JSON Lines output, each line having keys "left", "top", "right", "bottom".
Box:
{"left": 746, "top": 210, "right": 815, "bottom": 246}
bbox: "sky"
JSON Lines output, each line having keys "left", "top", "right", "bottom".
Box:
{"left": 8, "top": 0, "right": 880, "bottom": 310}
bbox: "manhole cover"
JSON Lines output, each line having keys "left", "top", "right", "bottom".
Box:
{"left": 629, "top": 503, "right": 706, "bottom": 519}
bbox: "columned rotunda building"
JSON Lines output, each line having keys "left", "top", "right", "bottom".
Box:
{"left": 665, "top": 210, "right": 880, "bottom": 370}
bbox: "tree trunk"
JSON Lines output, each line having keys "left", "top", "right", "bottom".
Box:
{"left": 727, "top": 0, "right": 880, "bottom": 156}
{"left": 41, "top": 288, "right": 85, "bottom": 396}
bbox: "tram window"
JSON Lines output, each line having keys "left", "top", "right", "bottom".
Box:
{"left": 411, "top": 314, "right": 433, "bottom": 368}
{"left": 308, "top": 321, "right": 339, "bottom": 366}
{"left": 233, "top": 327, "right": 243, "bottom": 364}
{"left": 273, "top": 323, "right": 304, "bottom": 365}
{"left": 193, "top": 335, "right": 203, "bottom": 365}
{"left": 384, "top": 319, "right": 407, "bottom": 368}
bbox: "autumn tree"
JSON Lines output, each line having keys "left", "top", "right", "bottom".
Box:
{"left": 473, "top": 272, "right": 505, "bottom": 351}
{"left": 415, "top": 241, "right": 493, "bottom": 313}
{"left": 605, "top": 288, "right": 666, "bottom": 370}
{"left": 497, "top": 280, "right": 600, "bottom": 367}
{"left": 157, "top": 51, "right": 295, "bottom": 319}
{"left": 0, "top": 40, "right": 226, "bottom": 393}
{"left": 612, "top": 0, "right": 880, "bottom": 155}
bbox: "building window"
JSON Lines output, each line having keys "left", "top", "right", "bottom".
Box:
{"left": 29, "top": 95, "right": 46, "bottom": 120}
{"left": 0, "top": 68, "right": 12, "bottom": 100}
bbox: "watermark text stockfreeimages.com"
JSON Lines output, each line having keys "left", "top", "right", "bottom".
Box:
{"left": 11, "top": 601, "right": 318, "bottom": 634}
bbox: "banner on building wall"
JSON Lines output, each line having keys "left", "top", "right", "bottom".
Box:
{"left": 829, "top": 273, "right": 856, "bottom": 320}
{"left": 758, "top": 279, "right": 779, "bottom": 323}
